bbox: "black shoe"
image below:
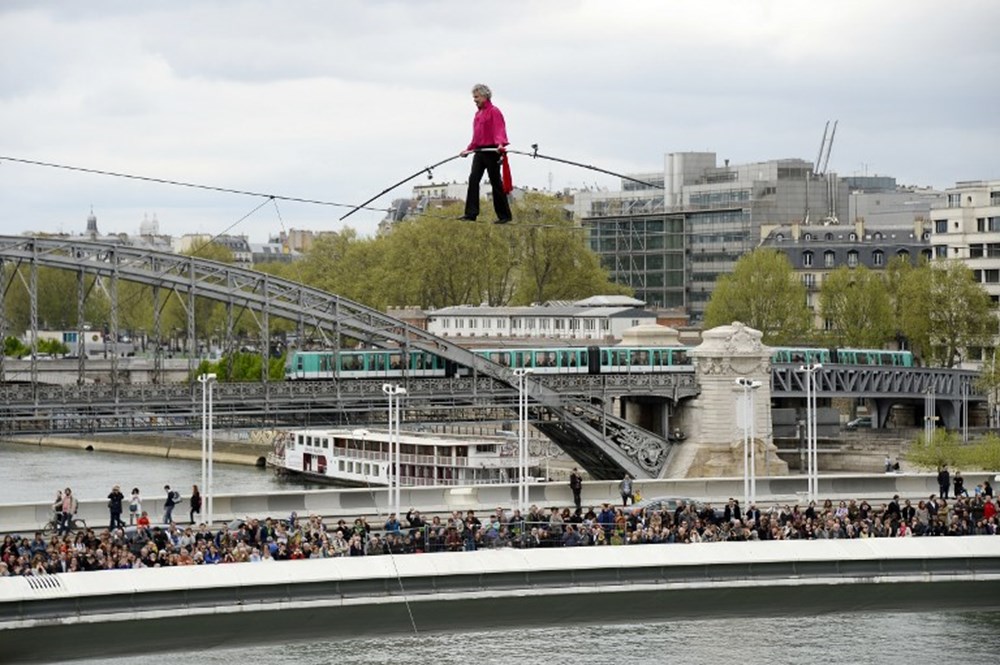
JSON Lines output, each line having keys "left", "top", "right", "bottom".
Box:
{"left": 457, "top": 215, "right": 476, "bottom": 221}
{"left": 493, "top": 217, "right": 513, "bottom": 224}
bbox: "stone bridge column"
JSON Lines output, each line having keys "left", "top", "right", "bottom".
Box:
{"left": 665, "top": 321, "right": 788, "bottom": 478}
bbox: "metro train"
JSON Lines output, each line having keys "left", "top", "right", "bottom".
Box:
{"left": 284, "top": 344, "right": 912, "bottom": 380}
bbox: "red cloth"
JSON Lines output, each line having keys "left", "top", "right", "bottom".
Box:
{"left": 501, "top": 152, "right": 513, "bottom": 194}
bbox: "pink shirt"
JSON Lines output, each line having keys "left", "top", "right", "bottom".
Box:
{"left": 466, "top": 99, "right": 508, "bottom": 150}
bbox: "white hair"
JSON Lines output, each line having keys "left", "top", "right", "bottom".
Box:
{"left": 471, "top": 83, "right": 492, "bottom": 99}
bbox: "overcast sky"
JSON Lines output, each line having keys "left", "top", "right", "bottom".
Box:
{"left": 1, "top": 0, "right": 997, "bottom": 243}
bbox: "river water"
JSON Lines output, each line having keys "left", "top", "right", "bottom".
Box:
{"left": 69, "top": 611, "right": 1000, "bottom": 665}
{"left": 4, "top": 443, "right": 999, "bottom": 663}
{"left": 0, "top": 439, "right": 319, "bottom": 504}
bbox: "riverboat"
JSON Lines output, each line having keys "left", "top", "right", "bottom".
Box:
{"left": 268, "top": 428, "right": 539, "bottom": 487}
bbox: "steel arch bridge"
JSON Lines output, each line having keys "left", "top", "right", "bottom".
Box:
{"left": 0, "top": 235, "right": 674, "bottom": 480}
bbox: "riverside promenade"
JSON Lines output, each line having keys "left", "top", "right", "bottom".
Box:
{"left": 2, "top": 538, "right": 1000, "bottom": 663}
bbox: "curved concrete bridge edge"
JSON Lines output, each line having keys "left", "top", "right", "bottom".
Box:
{"left": 2, "top": 538, "right": 1000, "bottom": 663}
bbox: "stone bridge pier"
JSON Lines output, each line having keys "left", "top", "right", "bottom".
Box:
{"left": 665, "top": 321, "right": 789, "bottom": 478}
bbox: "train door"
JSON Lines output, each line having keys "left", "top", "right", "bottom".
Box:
{"left": 587, "top": 345, "right": 601, "bottom": 374}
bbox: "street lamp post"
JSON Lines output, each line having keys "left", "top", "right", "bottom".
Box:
{"left": 797, "top": 363, "right": 822, "bottom": 501}
{"left": 513, "top": 368, "right": 531, "bottom": 510}
{"left": 735, "top": 378, "right": 762, "bottom": 507}
{"left": 197, "top": 372, "right": 217, "bottom": 526}
{"left": 382, "top": 383, "right": 406, "bottom": 517}
{"left": 924, "top": 389, "right": 937, "bottom": 444}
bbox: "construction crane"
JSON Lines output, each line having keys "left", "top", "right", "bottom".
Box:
{"left": 807, "top": 121, "right": 840, "bottom": 225}
{"left": 814, "top": 120, "right": 838, "bottom": 176}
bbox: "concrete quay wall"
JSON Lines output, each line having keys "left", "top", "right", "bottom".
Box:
{"left": 2, "top": 538, "right": 999, "bottom": 663}
{"left": 2, "top": 472, "right": 996, "bottom": 535}
{"left": 4, "top": 434, "right": 269, "bottom": 467}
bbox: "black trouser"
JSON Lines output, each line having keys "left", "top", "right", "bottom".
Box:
{"left": 465, "top": 148, "right": 512, "bottom": 221}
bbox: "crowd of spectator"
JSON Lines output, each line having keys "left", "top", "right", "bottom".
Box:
{"left": 2, "top": 479, "right": 998, "bottom": 577}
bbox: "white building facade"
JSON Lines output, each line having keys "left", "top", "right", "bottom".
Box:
{"left": 426, "top": 296, "right": 656, "bottom": 343}
{"left": 930, "top": 180, "right": 1000, "bottom": 303}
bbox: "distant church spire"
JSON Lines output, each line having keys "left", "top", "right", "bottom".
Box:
{"left": 86, "top": 206, "right": 98, "bottom": 238}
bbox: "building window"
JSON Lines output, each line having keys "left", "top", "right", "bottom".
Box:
{"left": 991, "top": 191, "right": 1000, "bottom": 206}
{"left": 873, "top": 250, "right": 884, "bottom": 267}
{"left": 848, "top": 232, "right": 857, "bottom": 241}
{"left": 803, "top": 251, "right": 814, "bottom": 267}
{"left": 934, "top": 220, "right": 948, "bottom": 234}
{"left": 934, "top": 246, "right": 947, "bottom": 259}
{"left": 824, "top": 251, "right": 835, "bottom": 268}
{"left": 986, "top": 269, "right": 1000, "bottom": 284}
{"left": 847, "top": 251, "right": 859, "bottom": 267}
{"left": 947, "top": 193, "right": 961, "bottom": 208}
{"left": 803, "top": 233, "right": 813, "bottom": 241}
{"left": 803, "top": 273, "right": 816, "bottom": 288}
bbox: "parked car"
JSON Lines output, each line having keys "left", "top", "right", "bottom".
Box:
{"left": 846, "top": 416, "right": 872, "bottom": 430}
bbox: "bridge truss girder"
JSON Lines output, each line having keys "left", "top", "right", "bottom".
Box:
{"left": 0, "top": 235, "right": 673, "bottom": 480}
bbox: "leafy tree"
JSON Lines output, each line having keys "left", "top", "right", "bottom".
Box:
{"left": 2, "top": 266, "right": 108, "bottom": 334}
{"left": 3, "top": 336, "right": 28, "bottom": 358}
{"left": 157, "top": 242, "right": 235, "bottom": 352}
{"left": 37, "top": 338, "right": 70, "bottom": 356}
{"left": 378, "top": 215, "right": 488, "bottom": 308}
{"left": 510, "top": 193, "right": 630, "bottom": 304}
{"left": 264, "top": 194, "right": 629, "bottom": 312}
{"left": 703, "top": 249, "right": 811, "bottom": 344}
{"left": 818, "top": 265, "right": 894, "bottom": 347}
{"left": 897, "top": 261, "right": 994, "bottom": 367}
{"left": 907, "top": 429, "right": 1000, "bottom": 471}
{"left": 196, "top": 352, "right": 285, "bottom": 382}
